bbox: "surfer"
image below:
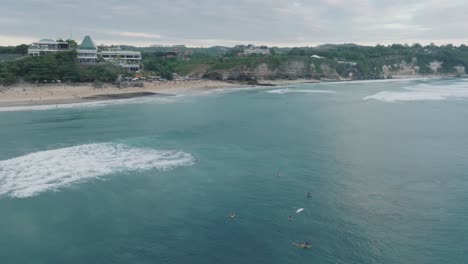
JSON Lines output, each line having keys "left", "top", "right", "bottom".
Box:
{"left": 293, "top": 242, "right": 311, "bottom": 249}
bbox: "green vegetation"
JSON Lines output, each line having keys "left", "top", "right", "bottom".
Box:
{"left": 288, "top": 44, "right": 468, "bottom": 77}
{"left": 141, "top": 52, "right": 290, "bottom": 78}
{"left": 142, "top": 52, "right": 179, "bottom": 80}
{"left": 123, "top": 45, "right": 229, "bottom": 56}
{"left": 0, "top": 51, "right": 125, "bottom": 85}
{"left": 2, "top": 43, "right": 468, "bottom": 86}
{"left": 0, "top": 45, "right": 28, "bottom": 55}
{"left": 140, "top": 44, "right": 468, "bottom": 81}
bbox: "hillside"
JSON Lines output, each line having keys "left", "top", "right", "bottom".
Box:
{"left": 1, "top": 43, "right": 468, "bottom": 86}
{"left": 142, "top": 44, "right": 468, "bottom": 82}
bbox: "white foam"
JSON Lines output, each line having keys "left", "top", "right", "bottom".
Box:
{"left": 265, "top": 88, "right": 336, "bottom": 94}
{"left": 0, "top": 96, "right": 178, "bottom": 113}
{"left": 321, "top": 77, "right": 431, "bottom": 86}
{"left": 194, "top": 85, "right": 265, "bottom": 96}
{"left": 363, "top": 81, "right": 468, "bottom": 102}
{"left": 0, "top": 143, "right": 195, "bottom": 198}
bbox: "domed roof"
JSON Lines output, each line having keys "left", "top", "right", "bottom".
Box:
{"left": 36, "top": 39, "right": 58, "bottom": 44}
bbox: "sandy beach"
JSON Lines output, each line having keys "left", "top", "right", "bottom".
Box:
{"left": 1, "top": 76, "right": 455, "bottom": 108}
{"left": 0, "top": 78, "right": 329, "bottom": 107}
{"left": 0, "top": 80, "right": 248, "bottom": 107}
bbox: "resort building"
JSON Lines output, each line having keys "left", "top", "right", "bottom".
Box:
{"left": 30, "top": 35, "right": 143, "bottom": 71}
{"left": 28, "top": 39, "right": 70, "bottom": 56}
{"left": 77, "top": 35, "right": 98, "bottom": 64}
{"left": 100, "top": 46, "right": 142, "bottom": 71}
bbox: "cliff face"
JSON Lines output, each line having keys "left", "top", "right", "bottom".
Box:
{"left": 201, "top": 58, "right": 341, "bottom": 81}
{"left": 382, "top": 59, "right": 466, "bottom": 78}
{"left": 197, "top": 57, "right": 466, "bottom": 82}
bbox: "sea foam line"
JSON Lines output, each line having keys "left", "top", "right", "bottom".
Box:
{"left": 363, "top": 81, "right": 468, "bottom": 102}
{"left": 0, "top": 143, "right": 195, "bottom": 198}
{"left": 0, "top": 96, "right": 178, "bottom": 113}
{"left": 265, "top": 88, "right": 336, "bottom": 94}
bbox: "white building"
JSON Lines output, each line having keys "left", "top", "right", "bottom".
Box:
{"left": 28, "top": 39, "right": 70, "bottom": 56}
{"left": 30, "top": 35, "right": 142, "bottom": 71}
{"left": 311, "top": 55, "right": 325, "bottom": 59}
{"left": 100, "top": 47, "right": 142, "bottom": 71}
{"left": 243, "top": 45, "right": 271, "bottom": 56}
{"left": 77, "top": 35, "right": 98, "bottom": 64}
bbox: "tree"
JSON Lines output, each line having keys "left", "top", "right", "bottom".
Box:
{"left": 56, "top": 51, "right": 79, "bottom": 81}
{"left": 14, "top": 44, "right": 28, "bottom": 55}
{"left": 0, "top": 62, "right": 18, "bottom": 85}
{"left": 66, "top": 39, "right": 78, "bottom": 49}
{"left": 79, "top": 64, "right": 125, "bottom": 82}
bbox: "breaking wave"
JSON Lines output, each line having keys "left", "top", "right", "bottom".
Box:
{"left": 363, "top": 81, "right": 468, "bottom": 102}
{"left": 0, "top": 96, "right": 178, "bottom": 113}
{"left": 0, "top": 143, "right": 195, "bottom": 198}
{"left": 265, "top": 88, "right": 336, "bottom": 94}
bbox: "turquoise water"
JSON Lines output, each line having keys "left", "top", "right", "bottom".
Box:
{"left": 1, "top": 78, "right": 468, "bottom": 263}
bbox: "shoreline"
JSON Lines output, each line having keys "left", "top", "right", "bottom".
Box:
{"left": 0, "top": 80, "right": 247, "bottom": 108}
{"left": 0, "top": 75, "right": 462, "bottom": 108}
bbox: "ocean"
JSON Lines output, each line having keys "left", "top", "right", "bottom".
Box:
{"left": 1, "top": 78, "right": 468, "bottom": 263}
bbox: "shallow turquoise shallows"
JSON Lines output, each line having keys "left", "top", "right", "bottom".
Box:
{"left": 1, "top": 78, "right": 468, "bottom": 264}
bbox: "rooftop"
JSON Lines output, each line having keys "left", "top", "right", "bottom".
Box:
{"left": 34, "top": 39, "right": 58, "bottom": 44}
{"left": 79, "top": 35, "right": 97, "bottom": 50}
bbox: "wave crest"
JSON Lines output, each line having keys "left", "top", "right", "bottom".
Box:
{"left": 363, "top": 81, "right": 468, "bottom": 102}
{"left": 0, "top": 143, "right": 195, "bottom": 198}
{"left": 265, "top": 88, "right": 336, "bottom": 94}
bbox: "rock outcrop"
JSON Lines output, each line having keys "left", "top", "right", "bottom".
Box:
{"left": 201, "top": 58, "right": 340, "bottom": 82}
{"left": 197, "top": 57, "right": 466, "bottom": 82}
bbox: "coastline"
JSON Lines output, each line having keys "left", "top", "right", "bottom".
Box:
{"left": 0, "top": 80, "right": 246, "bottom": 108}
{"left": 0, "top": 75, "right": 461, "bottom": 108}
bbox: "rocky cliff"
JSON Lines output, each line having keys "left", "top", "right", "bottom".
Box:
{"left": 200, "top": 58, "right": 341, "bottom": 82}
{"left": 195, "top": 57, "right": 466, "bottom": 82}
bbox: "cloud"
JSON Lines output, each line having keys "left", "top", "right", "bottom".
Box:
{"left": 0, "top": 17, "right": 23, "bottom": 25}
{"left": 0, "top": 0, "right": 467, "bottom": 47}
{"left": 0, "top": 35, "right": 38, "bottom": 46}
{"left": 115, "top": 32, "right": 162, "bottom": 39}
{"left": 366, "top": 23, "right": 430, "bottom": 32}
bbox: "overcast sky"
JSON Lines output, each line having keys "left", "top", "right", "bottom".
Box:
{"left": 1, "top": 0, "right": 467, "bottom": 47}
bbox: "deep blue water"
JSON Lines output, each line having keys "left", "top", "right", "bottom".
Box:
{"left": 1, "top": 78, "right": 468, "bottom": 263}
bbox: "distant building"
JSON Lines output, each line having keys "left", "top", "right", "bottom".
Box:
{"left": 77, "top": 35, "right": 98, "bottom": 64}
{"left": 101, "top": 46, "right": 142, "bottom": 71}
{"left": 29, "top": 35, "right": 143, "bottom": 71}
{"left": 172, "top": 48, "right": 193, "bottom": 57}
{"left": 242, "top": 45, "right": 271, "bottom": 56}
{"left": 337, "top": 60, "right": 357, "bottom": 66}
{"left": 28, "top": 39, "right": 70, "bottom": 56}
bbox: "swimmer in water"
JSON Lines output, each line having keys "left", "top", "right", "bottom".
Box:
{"left": 293, "top": 242, "right": 311, "bottom": 249}
{"left": 288, "top": 215, "right": 295, "bottom": 221}
{"left": 229, "top": 212, "right": 236, "bottom": 219}
{"left": 307, "top": 192, "right": 312, "bottom": 198}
